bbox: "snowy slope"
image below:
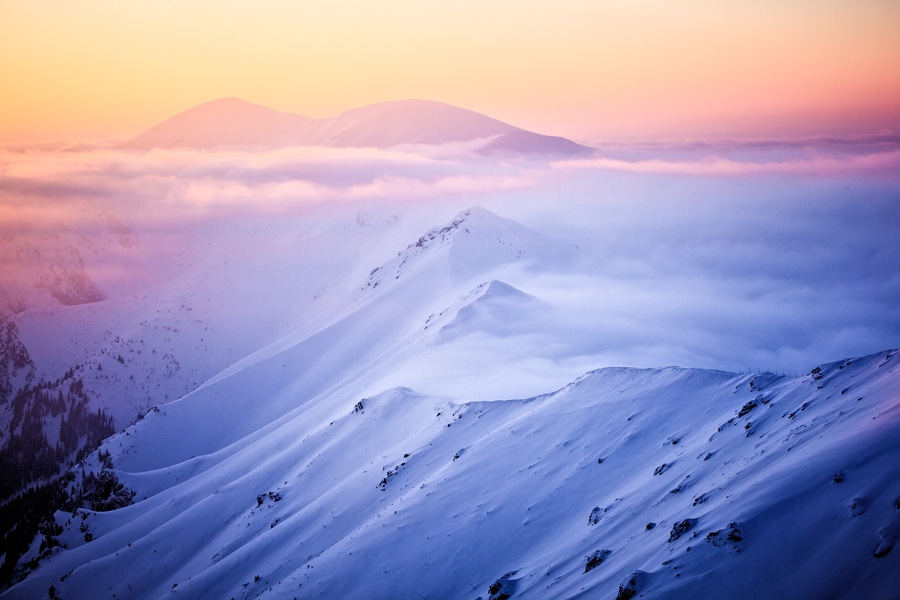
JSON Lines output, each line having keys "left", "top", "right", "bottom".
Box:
{"left": 2, "top": 202, "right": 898, "bottom": 599}
{"left": 5, "top": 349, "right": 899, "bottom": 600}
{"left": 63, "top": 207, "right": 579, "bottom": 471}
{"left": 363, "top": 206, "right": 577, "bottom": 289}
{"left": 1, "top": 208, "right": 407, "bottom": 431}
{"left": 0, "top": 202, "right": 578, "bottom": 488}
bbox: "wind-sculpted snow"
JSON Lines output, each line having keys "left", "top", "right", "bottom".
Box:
{"left": 6, "top": 350, "right": 899, "bottom": 599}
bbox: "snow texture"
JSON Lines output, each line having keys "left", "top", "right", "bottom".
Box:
{"left": 3, "top": 206, "right": 899, "bottom": 599}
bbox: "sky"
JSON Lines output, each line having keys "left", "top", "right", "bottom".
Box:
{"left": 2, "top": 0, "right": 899, "bottom": 142}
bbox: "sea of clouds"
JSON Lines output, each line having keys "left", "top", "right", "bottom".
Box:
{"left": 1, "top": 137, "right": 898, "bottom": 378}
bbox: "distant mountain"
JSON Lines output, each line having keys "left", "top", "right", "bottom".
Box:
{"left": 0, "top": 226, "right": 109, "bottom": 319}
{"left": 117, "top": 98, "right": 313, "bottom": 150}
{"left": 477, "top": 128, "right": 594, "bottom": 157}
{"left": 118, "top": 98, "right": 596, "bottom": 156}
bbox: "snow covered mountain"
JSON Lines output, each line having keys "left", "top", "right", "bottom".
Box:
{"left": 0, "top": 221, "right": 125, "bottom": 319}
{"left": 6, "top": 349, "right": 900, "bottom": 599}
{"left": 1, "top": 202, "right": 898, "bottom": 599}
{"left": 117, "top": 98, "right": 595, "bottom": 156}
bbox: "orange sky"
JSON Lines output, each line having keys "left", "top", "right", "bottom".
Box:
{"left": 1, "top": 0, "right": 899, "bottom": 143}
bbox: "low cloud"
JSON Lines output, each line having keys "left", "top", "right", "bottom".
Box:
{"left": 554, "top": 150, "right": 900, "bottom": 178}
{"left": 0, "top": 145, "right": 542, "bottom": 225}
{"left": 1, "top": 140, "right": 897, "bottom": 377}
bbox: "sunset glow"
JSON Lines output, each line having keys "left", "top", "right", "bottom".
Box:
{"left": 2, "top": 0, "right": 899, "bottom": 141}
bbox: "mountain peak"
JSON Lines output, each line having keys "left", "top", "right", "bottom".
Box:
{"left": 363, "top": 207, "right": 577, "bottom": 291}
{"left": 434, "top": 279, "right": 542, "bottom": 339}
{"left": 118, "top": 97, "right": 311, "bottom": 150}
{"left": 323, "top": 100, "right": 516, "bottom": 148}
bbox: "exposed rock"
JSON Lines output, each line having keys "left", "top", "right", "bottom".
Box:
{"left": 669, "top": 519, "right": 696, "bottom": 542}
{"left": 615, "top": 570, "right": 647, "bottom": 600}
{"left": 738, "top": 401, "right": 757, "bottom": 418}
{"left": 487, "top": 571, "right": 517, "bottom": 600}
{"left": 583, "top": 549, "right": 611, "bottom": 573}
{"left": 707, "top": 522, "right": 743, "bottom": 547}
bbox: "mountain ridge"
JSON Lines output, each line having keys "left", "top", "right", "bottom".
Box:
{"left": 118, "top": 98, "right": 596, "bottom": 156}
{"left": 1, "top": 200, "right": 897, "bottom": 598}
{"left": 5, "top": 348, "right": 899, "bottom": 599}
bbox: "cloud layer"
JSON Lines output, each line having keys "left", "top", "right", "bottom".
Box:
{"left": 1, "top": 141, "right": 898, "bottom": 376}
